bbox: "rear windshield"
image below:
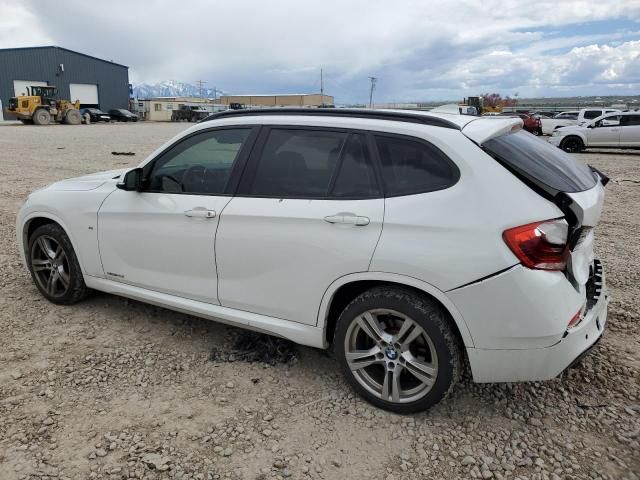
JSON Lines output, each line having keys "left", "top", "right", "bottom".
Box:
{"left": 483, "top": 131, "right": 597, "bottom": 194}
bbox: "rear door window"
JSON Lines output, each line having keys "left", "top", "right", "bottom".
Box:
{"left": 246, "top": 129, "right": 381, "bottom": 199}
{"left": 248, "top": 129, "right": 346, "bottom": 198}
{"left": 484, "top": 131, "right": 596, "bottom": 195}
{"left": 374, "top": 134, "right": 459, "bottom": 196}
{"left": 583, "top": 110, "right": 602, "bottom": 120}
{"left": 620, "top": 115, "right": 640, "bottom": 126}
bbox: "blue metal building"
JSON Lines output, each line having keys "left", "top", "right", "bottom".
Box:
{"left": 0, "top": 46, "right": 129, "bottom": 114}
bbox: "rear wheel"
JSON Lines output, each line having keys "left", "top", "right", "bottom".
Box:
{"left": 334, "top": 287, "right": 462, "bottom": 413}
{"left": 27, "top": 224, "right": 89, "bottom": 304}
{"left": 561, "top": 136, "right": 584, "bottom": 153}
{"left": 32, "top": 109, "right": 51, "bottom": 126}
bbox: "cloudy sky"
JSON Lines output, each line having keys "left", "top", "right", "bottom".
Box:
{"left": 1, "top": 0, "right": 640, "bottom": 104}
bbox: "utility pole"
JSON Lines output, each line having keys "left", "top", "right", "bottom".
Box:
{"left": 195, "top": 80, "right": 208, "bottom": 99}
{"left": 368, "top": 76, "right": 377, "bottom": 108}
{"left": 320, "top": 68, "right": 324, "bottom": 107}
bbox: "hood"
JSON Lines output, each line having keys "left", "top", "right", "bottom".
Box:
{"left": 555, "top": 124, "right": 585, "bottom": 133}
{"left": 48, "top": 169, "right": 126, "bottom": 191}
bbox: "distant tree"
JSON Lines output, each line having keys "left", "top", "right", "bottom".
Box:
{"left": 481, "top": 93, "right": 517, "bottom": 108}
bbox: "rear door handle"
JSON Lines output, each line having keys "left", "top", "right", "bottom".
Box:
{"left": 184, "top": 208, "right": 216, "bottom": 218}
{"left": 324, "top": 214, "right": 370, "bottom": 226}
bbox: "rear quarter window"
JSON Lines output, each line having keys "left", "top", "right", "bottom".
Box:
{"left": 483, "top": 131, "right": 597, "bottom": 195}
{"left": 374, "top": 134, "right": 459, "bottom": 196}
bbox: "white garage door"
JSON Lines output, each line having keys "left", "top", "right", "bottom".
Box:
{"left": 69, "top": 83, "right": 99, "bottom": 105}
{"left": 13, "top": 80, "right": 48, "bottom": 96}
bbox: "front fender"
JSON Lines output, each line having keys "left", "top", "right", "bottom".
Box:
{"left": 317, "top": 271, "right": 474, "bottom": 348}
{"left": 17, "top": 185, "right": 115, "bottom": 277}
{"left": 17, "top": 211, "right": 84, "bottom": 274}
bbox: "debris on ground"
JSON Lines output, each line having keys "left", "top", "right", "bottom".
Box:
{"left": 111, "top": 151, "right": 135, "bottom": 155}
{"left": 210, "top": 330, "right": 299, "bottom": 365}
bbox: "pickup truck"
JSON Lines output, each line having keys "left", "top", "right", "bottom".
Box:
{"left": 541, "top": 108, "right": 621, "bottom": 135}
{"left": 171, "top": 105, "right": 210, "bottom": 122}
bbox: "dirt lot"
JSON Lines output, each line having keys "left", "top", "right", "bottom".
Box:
{"left": 0, "top": 122, "right": 638, "bottom": 480}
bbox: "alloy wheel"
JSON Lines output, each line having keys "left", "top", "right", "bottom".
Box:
{"left": 344, "top": 308, "right": 438, "bottom": 404}
{"left": 563, "top": 138, "right": 581, "bottom": 153}
{"left": 30, "top": 235, "right": 71, "bottom": 297}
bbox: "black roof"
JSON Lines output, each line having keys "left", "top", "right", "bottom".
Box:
{"left": 201, "top": 108, "right": 461, "bottom": 130}
{"left": 0, "top": 46, "right": 128, "bottom": 68}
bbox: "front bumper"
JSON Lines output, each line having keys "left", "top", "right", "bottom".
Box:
{"left": 547, "top": 134, "right": 563, "bottom": 147}
{"left": 465, "top": 260, "right": 608, "bottom": 383}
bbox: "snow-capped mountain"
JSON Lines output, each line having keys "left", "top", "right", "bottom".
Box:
{"left": 133, "top": 80, "right": 223, "bottom": 99}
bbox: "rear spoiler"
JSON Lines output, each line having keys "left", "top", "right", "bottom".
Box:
{"left": 462, "top": 117, "right": 523, "bottom": 145}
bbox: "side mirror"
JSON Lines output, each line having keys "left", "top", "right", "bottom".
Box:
{"left": 117, "top": 168, "right": 143, "bottom": 191}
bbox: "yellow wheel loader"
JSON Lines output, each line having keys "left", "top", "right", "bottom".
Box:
{"left": 7, "top": 86, "right": 82, "bottom": 125}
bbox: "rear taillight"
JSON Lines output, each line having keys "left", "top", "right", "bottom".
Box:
{"left": 503, "top": 218, "right": 569, "bottom": 270}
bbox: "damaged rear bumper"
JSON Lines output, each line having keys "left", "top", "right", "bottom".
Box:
{"left": 465, "top": 260, "right": 608, "bottom": 383}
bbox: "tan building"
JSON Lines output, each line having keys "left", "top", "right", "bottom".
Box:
{"left": 216, "top": 93, "right": 334, "bottom": 108}
{"left": 135, "top": 97, "right": 225, "bottom": 121}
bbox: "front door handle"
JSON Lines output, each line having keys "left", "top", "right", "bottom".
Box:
{"left": 184, "top": 207, "right": 216, "bottom": 218}
{"left": 324, "top": 214, "right": 370, "bottom": 226}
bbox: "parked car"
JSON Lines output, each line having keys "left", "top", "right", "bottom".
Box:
{"left": 171, "top": 105, "right": 210, "bottom": 122}
{"left": 109, "top": 109, "right": 138, "bottom": 122}
{"left": 541, "top": 108, "right": 621, "bottom": 135}
{"left": 532, "top": 111, "right": 558, "bottom": 118}
{"left": 549, "top": 111, "right": 640, "bottom": 152}
{"left": 577, "top": 108, "right": 621, "bottom": 125}
{"left": 17, "top": 108, "right": 608, "bottom": 413}
{"left": 498, "top": 112, "right": 542, "bottom": 135}
{"left": 541, "top": 111, "right": 579, "bottom": 135}
{"left": 80, "top": 108, "right": 111, "bottom": 123}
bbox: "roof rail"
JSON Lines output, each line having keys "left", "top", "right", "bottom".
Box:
{"left": 200, "top": 108, "right": 461, "bottom": 130}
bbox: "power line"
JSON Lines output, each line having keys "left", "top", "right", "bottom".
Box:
{"left": 368, "top": 76, "right": 377, "bottom": 108}
{"left": 195, "top": 80, "right": 208, "bottom": 98}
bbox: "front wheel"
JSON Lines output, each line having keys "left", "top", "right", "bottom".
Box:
{"left": 64, "top": 109, "right": 82, "bottom": 125}
{"left": 27, "top": 224, "right": 89, "bottom": 304}
{"left": 334, "top": 287, "right": 462, "bottom": 413}
{"left": 560, "top": 136, "right": 584, "bottom": 153}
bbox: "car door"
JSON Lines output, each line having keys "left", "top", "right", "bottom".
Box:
{"left": 587, "top": 114, "right": 621, "bottom": 147}
{"left": 619, "top": 115, "right": 640, "bottom": 147}
{"left": 215, "top": 127, "right": 384, "bottom": 326}
{"left": 98, "top": 127, "right": 256, "bottom": 304}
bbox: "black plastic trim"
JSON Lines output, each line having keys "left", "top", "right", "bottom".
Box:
{"left": 200, "top": 108, "right": 461, "bottom": 130}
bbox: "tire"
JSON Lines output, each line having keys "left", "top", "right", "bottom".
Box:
{"left": 560, "top": 136, "right": 584, "bottom": 153}
{"left": 334, "top": 286, "right": 462, "bottom": 413}
{"left": 32, "top": 109, "right": 51, "bottom": 126}
{"left": 27, "top": 223, "right": 89, "bottom": 305}
{"left": 63, "top": 109, "right": 82, "bottom": 125}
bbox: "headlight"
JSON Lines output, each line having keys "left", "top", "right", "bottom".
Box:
{"left": 551, "top": 130, "right": 560, "bottom": 136}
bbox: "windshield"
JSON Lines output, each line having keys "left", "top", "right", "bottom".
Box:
{"left": 591, "top": 113, "right": 621, "bottom": 127}
{"left": 484, "top": 131, "right": 597, "bottom": 195}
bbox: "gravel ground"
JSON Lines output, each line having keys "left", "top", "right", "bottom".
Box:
{"left": 0, "top": 122, "right": 638, "bottom": 480}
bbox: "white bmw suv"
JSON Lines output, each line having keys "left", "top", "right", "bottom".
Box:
{"left": 17, "top": 109, "right": 609, "bottom": 413}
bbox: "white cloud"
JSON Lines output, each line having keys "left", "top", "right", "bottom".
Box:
{"left": 2, "top": 0, "right": 640, "bottom": 102}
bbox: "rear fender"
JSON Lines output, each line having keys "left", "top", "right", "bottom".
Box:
{"left": 317, "top": 271, "right": 474, "bottom": 348}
